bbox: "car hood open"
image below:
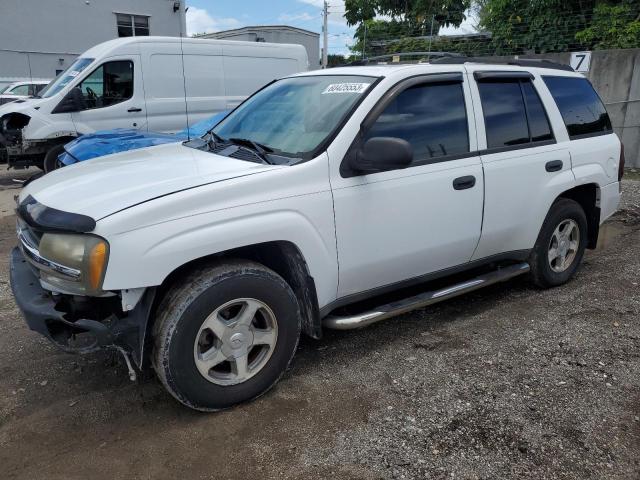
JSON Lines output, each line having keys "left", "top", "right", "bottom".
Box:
{"left": 21, "top": 142, "right": 280, "bottom": 221}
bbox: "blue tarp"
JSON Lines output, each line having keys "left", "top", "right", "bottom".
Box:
{"left": 59, "top": 110, "right": 229, "bottom": 165}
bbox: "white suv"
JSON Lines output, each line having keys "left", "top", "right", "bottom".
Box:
{"left": 10, "top": 60, "right": 623, "bottom": 411}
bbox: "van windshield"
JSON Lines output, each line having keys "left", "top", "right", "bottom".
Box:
{"left": 210, "top": 75, "right": 377, "bottom": 158}
{"left": 40, "top": 58, "right": 95, "bottom": 98}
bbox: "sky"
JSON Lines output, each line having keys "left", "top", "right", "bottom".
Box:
{"left": 185, "top": 0, "right": 478, "bottom": 57}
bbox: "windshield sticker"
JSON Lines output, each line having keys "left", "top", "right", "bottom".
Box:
{"left": 69, "top": 71, "right": 80, "bottom": 77}
{"left": 322, "top": 83, "right": 370, "bottom": 94}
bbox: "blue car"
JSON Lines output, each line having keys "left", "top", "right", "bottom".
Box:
{"left": 56, "top": 111, "right": 229, "bottom": 169}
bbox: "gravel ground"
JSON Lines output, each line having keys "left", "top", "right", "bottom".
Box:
{"left": 0, "top": 172, "right": 638, "bottom": 480}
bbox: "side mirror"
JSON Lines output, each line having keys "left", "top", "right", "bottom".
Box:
{"left": 350, "top": 137, "right": 413, "bottom": 174}
{"left": 51, "top": 87, "right": 85, "bottom": 114}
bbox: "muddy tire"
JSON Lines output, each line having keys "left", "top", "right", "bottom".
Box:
{"left": 529, "top": 198, "right": 588, "bottom": 289}
{"left": 152, "top": 260, "right": 301, "bottom": 411}
{"left": 43, "top": 144, "right": 66, "bottom": 173}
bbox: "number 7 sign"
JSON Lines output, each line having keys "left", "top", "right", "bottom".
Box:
{"left": 570, "top": 52, "right": 591, "bottom": 72}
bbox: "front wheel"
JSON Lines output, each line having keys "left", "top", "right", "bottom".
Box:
{"left": 529, "top": 198, "right": 588, "bottom": 288}
{"left": 152, "top": 260, "right": 301, "bottom": 411}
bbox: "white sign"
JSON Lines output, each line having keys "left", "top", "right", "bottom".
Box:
{"left": 570, "top": 52, "right": 591, "bottom": 72}
{"left": 322, "top": 83, "right": 370, "bottom": 94}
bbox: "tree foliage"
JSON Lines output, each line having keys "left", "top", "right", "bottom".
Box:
{"left": 478, "top": 0, "right": 640, "bottom": 54}
{"left": 345, "top": 0, "right": 471, "bottom": 56}
{"left": 575, "top": 3, "right": 640, "bottom": 49}
{"left": 345, "top": 0, "right": 470, "bottom": 27}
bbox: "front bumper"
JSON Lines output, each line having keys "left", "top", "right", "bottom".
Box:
{"left": 10, "top": 247, "right": 155, "bottom": 366}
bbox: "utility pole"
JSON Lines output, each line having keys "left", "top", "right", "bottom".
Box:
{"left": 322, "top": 0, "right": 328, "bottom": 68}
{"left": 362, "top": 21, "right": 367, "bottom": 59}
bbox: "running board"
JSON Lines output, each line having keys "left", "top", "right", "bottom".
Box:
{"left": 323, "top": 262, "right": 530, "bottom": 330}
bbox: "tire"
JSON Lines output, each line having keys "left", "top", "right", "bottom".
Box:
{"left": 152, "top": 260, "right": 301, "bottom": 411}
{"left": 43, "top": 144, "right": 66, "bottom": 173}
{"left": 529, "top": 198, "right": 588, "bottom": 288}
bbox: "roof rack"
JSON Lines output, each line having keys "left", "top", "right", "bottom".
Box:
{"left": 430, "top": 56, "right": 574, "bottom": 72}
{"left": 345, "top": 51, "right": 464, "bottom": 66}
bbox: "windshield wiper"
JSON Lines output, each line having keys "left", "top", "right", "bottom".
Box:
{"left": 228, "top": 137, "right": 275, "bottom": 164}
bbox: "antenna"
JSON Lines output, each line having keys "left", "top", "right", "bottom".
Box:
{"left": 179, "top": 33, "right": 191, "bottom": 141}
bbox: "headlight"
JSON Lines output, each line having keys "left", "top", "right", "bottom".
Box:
{"left": 38, "top": 233, "right": 109, "bottom": 295}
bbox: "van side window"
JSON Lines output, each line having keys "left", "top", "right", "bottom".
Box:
{"left": 78, "top": 61, "right": 133, "bottom": 110}
{"left": 478, "top": 79, "right": 553, "bottom": 149}
{"left": 543, "top": 76, "right": 612, "bottom": 139}
{"left": 364, "top": 81, "right": 469, "bottom": 164}
{"left": 10, "top": 85, "right": 29, "bottom": 96}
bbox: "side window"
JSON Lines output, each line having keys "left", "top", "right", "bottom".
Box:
{"left": 364, "top": 81, "right": 469, "bottom": 163}
{"left": 9, "top": 85, "right": 29, "bottom": 96}
{"left": 543, "top": 76, "right": 612, "bottom": 139}
{"left": 521, "top": 82, "right": 553, "bottom": 142}
{"left": 478, "top": 79, "right": 554, "bottom": 149}
{"left": 78, "top": 61, "right": 133, "bottom": 110}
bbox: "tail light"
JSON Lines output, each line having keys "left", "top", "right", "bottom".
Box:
{"left": 619, "top": 142, "right": 625, "bottom": 182}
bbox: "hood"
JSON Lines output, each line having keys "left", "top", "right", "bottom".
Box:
{"left": 21, "top": 142, "right": 279, "bottom": 220}
{"left": 60, "top": 111, "right": 230, "bottom": 165}
{"left": 0, "top": 96, "right": 47, "bottom": 115}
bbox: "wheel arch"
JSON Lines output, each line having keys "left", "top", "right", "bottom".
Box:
{"left": 555, "top": 182, "right": 601, "bottom": 249}
{"left": 154, "top": 240, "right": 322, "bottom": 340}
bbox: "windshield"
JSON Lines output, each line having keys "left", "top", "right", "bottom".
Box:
{"left": 211, "top": 75, "right": 377, "bottom": 158}
{"left": 0, "top": 85, "right": 10, "bottom": 94}
{"left": 40, "top": 58, "right": 94, "bottom": 98}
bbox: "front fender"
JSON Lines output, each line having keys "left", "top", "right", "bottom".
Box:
{"left": 22, "top": 113, "right": 77, "bottom": 142}
{"left": 98, "top": 190, "right": 338, "bottom": 308}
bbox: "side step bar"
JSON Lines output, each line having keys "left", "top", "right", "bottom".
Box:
{"left": 323, "top": 262, "right": 530, "bottom": 330}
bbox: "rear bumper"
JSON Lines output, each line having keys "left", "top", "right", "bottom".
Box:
{"left": 10, "top": 247, "right": 155, "bottom": 365}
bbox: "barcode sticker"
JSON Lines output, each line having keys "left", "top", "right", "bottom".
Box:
{"left": 322, "top": 83, "right": 370, "bottom": 94}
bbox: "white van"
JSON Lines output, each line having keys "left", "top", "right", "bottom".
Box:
{"left": 0, "top": 36, "right": 308, "bottom": 169}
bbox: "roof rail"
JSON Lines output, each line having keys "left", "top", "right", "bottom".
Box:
{"left": 345, "top": 51, "right": 464, "bottom": 66}
{"left": 431, "top": 56, "right": 574, "bottom": 72}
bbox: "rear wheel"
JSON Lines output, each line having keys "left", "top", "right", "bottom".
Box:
{"left": 43, "top": 144, "right": 66, "bottom": 173}
{"left": 152, "top": 260, "right": 301, "bottom": 411}
{"left": 529, "top": 198, "right": 588, "bottom": 288}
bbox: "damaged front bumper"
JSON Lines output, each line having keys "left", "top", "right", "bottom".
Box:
{"left": 10, "top": 247, "right": 155, "bottom": 368}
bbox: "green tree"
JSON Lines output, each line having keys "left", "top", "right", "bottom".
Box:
{"left": 477, "top": 0, "right": 640, "bottom": 54}
{"left": 575, "top": 3, "right": 640, "bottom": 49}
{"left": 345, "top": 0, "right": 472, "bottom": 56}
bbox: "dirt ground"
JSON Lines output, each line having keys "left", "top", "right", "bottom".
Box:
{"left": 0, "top": 170, "right": 638, "bottom": 480}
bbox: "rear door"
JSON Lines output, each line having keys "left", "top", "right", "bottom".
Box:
{"left": 469, "top": 69, "right": 573, "bottom": 260}
{"left": 71, "top": 57, "right": 145, "bottom": 133}
{"left": 331, "top": 73, "right": 484, "bottom": 298}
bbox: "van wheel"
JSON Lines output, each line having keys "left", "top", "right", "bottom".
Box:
{"left": 152, "top": 260, "right": 301, "bottom": 411}
{"left": 529, "top": 198, "right": 588, "bottom": 288}
{"left": 43, "top": 145, "right": 66, "bottom": 173}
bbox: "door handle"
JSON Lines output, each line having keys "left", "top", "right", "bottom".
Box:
{"left": 127, "top": 107, "right": 142, "bottom": 113}
{"left": 545, "top": 160, "right": 563, "bottom": 172}
{"left": 453, "top": 175, "right": 476, "bottom": 190}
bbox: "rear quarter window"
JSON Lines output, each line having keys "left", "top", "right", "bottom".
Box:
{"left": 543, "top": 76, "right": 612, "bottom": 139}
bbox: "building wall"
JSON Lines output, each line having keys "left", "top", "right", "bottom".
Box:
{"left": 203, "top": 28, "right": 320, "bottom": 69}
{"left": 0, "top": 0, "right": 186, "bottom": 86}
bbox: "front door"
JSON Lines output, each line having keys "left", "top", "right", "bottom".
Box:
{"left": 331, "top": 74, "right": 484, "bottom": 299}
{"left": 72, "top": 56, "right": 146, "bottom": 133}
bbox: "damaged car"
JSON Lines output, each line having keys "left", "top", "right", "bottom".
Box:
{"left": 10, "top": 61, "right": 622, "bottom": 411}
{"left": 54, "top": 111, "right": 229, "bottom": 170}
